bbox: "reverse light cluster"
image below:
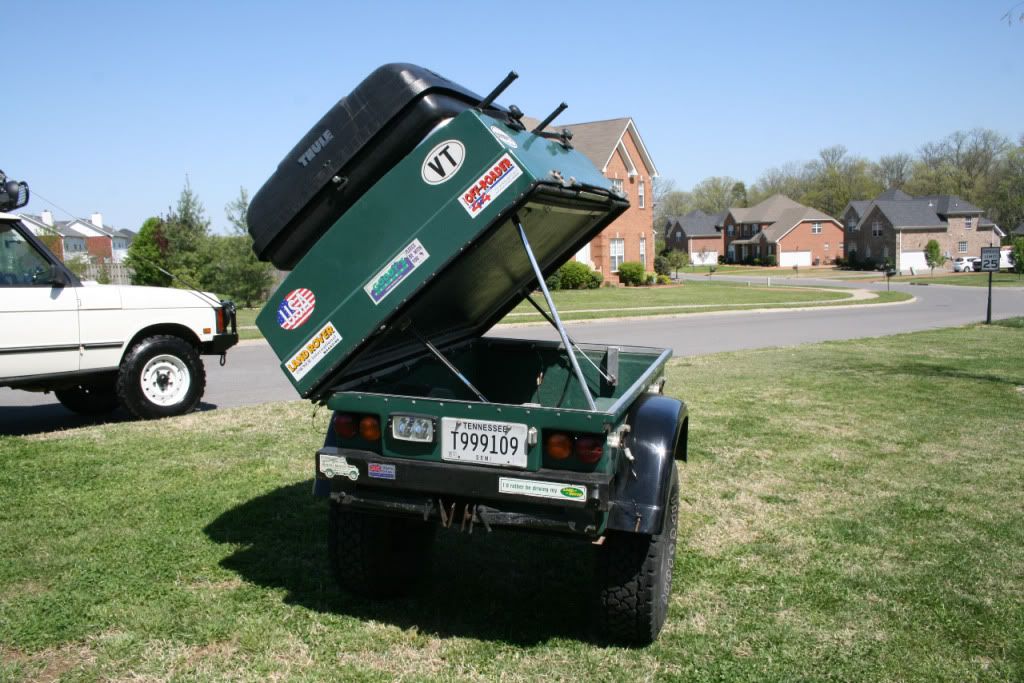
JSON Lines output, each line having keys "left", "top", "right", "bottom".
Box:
{"left": 391, "top": 414, "right": 434, "bottom": 443}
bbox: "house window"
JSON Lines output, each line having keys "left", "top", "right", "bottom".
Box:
{"left": 610, "top": 238, "right": 624, "bottom": 272}
{"left": 839, "top": 242, "right": 844, "bottom": 253}
{"left": 958, "top": 240, "right": 968, "bottom": 253}
{"left": 812, "top": 222, "right": 822, "bottom": 234}
{"left": 865, "top": 245, "right": 872, "bottom": 258}
{"left": 846, "top": 218, "right": 856, "bottom": 231}
{"left": 872, "top": 220, "right": 882, "bottom": 237}
{"left": 824, "top": 242, "right": 830, "bottom": 251}
{"left": 727, "top": 224, "right": 735, "bottom": 236}
{"left": 965, "top": 217, "right": 973, "bottom": 230}
{"left": 611, "top": 178, "right": 624, "bottom": 193}
{"left": 883, "top": 245, "right": 889, "bottom": 258}
{"left": 638, "top": 180, "right": 646, "bottom": 209}
{"left": 639, "top": 235, "right": 646, "bottom": 268}
{"left": 675, "top": 230, "right": 682, "bottom": 240}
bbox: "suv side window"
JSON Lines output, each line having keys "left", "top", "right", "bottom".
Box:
{"left": 0, "top": 223, "right": 53, "bottom": 286}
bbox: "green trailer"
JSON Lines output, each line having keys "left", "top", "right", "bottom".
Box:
{"left": 252, "top": 67, "right": 688, "bottom": 644}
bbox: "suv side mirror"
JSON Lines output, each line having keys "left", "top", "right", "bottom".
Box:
{"left": 34, "top": 264, "right": 69, "bottom": 287}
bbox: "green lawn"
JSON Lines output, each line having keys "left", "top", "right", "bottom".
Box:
{"left": 3, "top": 321, "right": 1022, "bottom": 680}
{"left": 904, "top": 272, "right": 1024, "bottom": 287}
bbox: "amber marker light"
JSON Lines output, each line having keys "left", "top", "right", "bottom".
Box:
{"left": 544, "top": 432, "right": 572, "bottom": 460}
{"left": 359, "top": 415, "right": 382, "bottom": 441}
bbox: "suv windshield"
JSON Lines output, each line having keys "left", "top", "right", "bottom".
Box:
{"left": 0, "top": 222, "right": 53, "bottom": 286}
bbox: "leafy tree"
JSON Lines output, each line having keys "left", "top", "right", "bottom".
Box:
{"left": 162, "top": 177, "right": 211, "bottom": 286}
{"left": 729, "top": 181, "right": 748, "bottom": 208}
{"left": 692, "top": 176, "right": 740, "bottom": 213}
{"left": 925, "top": 239, "right": 944, "bottom": 276}
{"left": 198, "top": 187, "right": 275, "bottom": 306}
{"left": 983, "top": 145, "right": 1024, "bottom": 238}
{"left": 1011, "top": 237, "right": 1024, "bottom": 280}
{"left": 666, "top": 250, "right": 689, "bottom": 277}
{"left": 124, "top": 217, "right": 172, "bottom": 286}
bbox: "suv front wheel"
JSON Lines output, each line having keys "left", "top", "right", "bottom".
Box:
{"left": 116, "top": 335, "right": 205, "bottom": 419}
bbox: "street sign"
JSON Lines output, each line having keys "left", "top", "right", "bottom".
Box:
{"left": 980, "top": 247, "right": 1000, "bottom": 272}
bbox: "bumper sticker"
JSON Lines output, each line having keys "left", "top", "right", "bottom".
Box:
{"left": 364, "top": 239, "right": 430, "bottom": 305}
{"left": 498, "top": 477, "right": 587, "bottom": 503}
{"left": 460, "top": 153, "right": 523, "bottom": 218}
{"left": 277, "top": 288, "right": 316, "bottom": 330}
{"left": 367, "top": 462, "right": 396, "bottom": 480}
{"left": 319, "top": 454, "right": 359, "bottom": 481}
{"left": 286, "top": 321, "right": 341, "bottom": 381}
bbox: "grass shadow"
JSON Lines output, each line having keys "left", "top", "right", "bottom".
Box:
{"left": 0, "top": 401, "right": 218, "bottom": 436}
{"left": 204, "top": 481, "right": 600, "bottom": 646}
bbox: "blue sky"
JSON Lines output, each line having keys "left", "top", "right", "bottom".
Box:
{"left": 8, "top": 0, "right": 1023, "bottom": 233}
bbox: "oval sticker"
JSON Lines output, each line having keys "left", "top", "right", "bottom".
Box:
{"left": 277, "top": 288, "right": 316, "bottom": 330}
{"left": 560, "top": 486, "right": 585, "bottom": 499}
{"left": 490, "top": 125, "right": 518, "bottom": 149}
{"left": 421, "top": 140, "right": 466, "bottom": 185}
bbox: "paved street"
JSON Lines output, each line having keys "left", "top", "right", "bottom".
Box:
{"left": 3, "top": 278, "right": 1022, "bottom": 434}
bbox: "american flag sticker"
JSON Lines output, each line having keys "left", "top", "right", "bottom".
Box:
{"left": 277, "top": 288, "right": 316, "bottom": 330}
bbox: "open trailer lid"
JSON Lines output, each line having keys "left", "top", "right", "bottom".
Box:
{"left": 256, "top": 84, "right": 628, "bottom": 401}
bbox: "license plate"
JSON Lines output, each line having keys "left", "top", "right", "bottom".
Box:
{"left": 441, "top": 417, "right": 528, "bottom": 468}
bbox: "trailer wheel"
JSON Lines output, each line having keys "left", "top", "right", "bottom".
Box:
{"left": 328, "top": 502, "right": 435, "bottom": 598}
{"left": 596, "top": 464, "right": 679, "bottom": 645}
{"left": 55, "top": 383, "right": 119, "bottom": 415}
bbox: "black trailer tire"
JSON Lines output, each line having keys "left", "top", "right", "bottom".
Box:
{"left": 328, "top": 501, "right": 435, "bottom": 598}
{"left": 55, "top": 383, "right": 119, "bottom": 415}
{"left": 597, "top": 464, "right": 680, "bottom": 645}
{"left": 116, "top": 335, "right": 205, "bottom": 419}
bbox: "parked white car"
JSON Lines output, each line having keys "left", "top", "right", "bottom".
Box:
{"left": 0, "top": 175, "right": 237, "bottom": 419}
{"left": 952, "top": 257, "right": 974, "bottom": 272}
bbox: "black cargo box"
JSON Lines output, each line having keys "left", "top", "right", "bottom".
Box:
{"left": 247, "top": 63, "right": 504, "bottom": 270}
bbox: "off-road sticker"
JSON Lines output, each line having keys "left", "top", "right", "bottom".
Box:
{"left": 277, "top": 288, "right": 316, "bottom": 330}
{"left": 489, "top": 125, "right": 518, "bottom": 149}
{"left": 363, "top": 239, "right": 430, "bottom": 305}
{"left": 286, "top": 321, "right": 341, "bottom": 381}
{"left": 460, "top": 153, "right": 523, "bottom": 218}
{"left": 319, "top": 453, "right": 358, "bottom": 481}
{"left": 421, "top": 140, "right": 465, "bottom": 185}
{"left": 367, "top": 462, "right": 396, "bottom": 480}
{"left": 498, "top": 477, "right": 587, "bottom": 503}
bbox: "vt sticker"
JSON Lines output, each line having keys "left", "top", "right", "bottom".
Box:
{"left": 421, "top": 140, "right": 466, "bottom": 185}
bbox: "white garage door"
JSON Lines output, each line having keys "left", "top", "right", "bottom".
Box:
{"left": 691, "top": 250, "right": 718, "bottom": 266}
{"left": 779, "top": 251, "right": 812, "bottom": 267}
{"left": 900, "top": 251, "right": 927, "bottom": 274}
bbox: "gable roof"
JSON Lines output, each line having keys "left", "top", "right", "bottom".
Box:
{"left": 665, "top": 209, "right": 724, "bottom": 239}
{"left": 523, "top": 115, "right": 658, "bottom": 178}
{"left": 761, "top": 206, "right": 840, "bottom": 242}
{"left": 877, "top": 188, "right": 913, "bottom": 201}
{"left": 845, "top": 200, "right": 871, "bottom": 220}
{"left": 729, "top": 194, "right": 804, "bottom": 224}
{"left": 1012, "top": 223, "right": 1024, "bottom": 236}
{"left": 870, "top": 200, "right": 946, "bottom": 229}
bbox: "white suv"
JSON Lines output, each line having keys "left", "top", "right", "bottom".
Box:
{"left": 0, "top": 186, "right": 237, "bottom": 419}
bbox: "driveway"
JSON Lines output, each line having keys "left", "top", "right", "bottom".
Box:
{"left": 3, "top": 278, "right": 1022, "bottom": 434}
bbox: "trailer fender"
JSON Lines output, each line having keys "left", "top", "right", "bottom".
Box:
{"left": 313, "top": 416, "right": 340, "bottom": 497}
{"left": 606, "top": 394, "right": 688, "bottom": 535}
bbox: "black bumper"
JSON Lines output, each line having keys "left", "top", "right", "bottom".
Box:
{"left": 316, "top": 447, "right": 614, "bottom": 536}
{"left": 203, "top": 332, "right": 238, "bottom": 355}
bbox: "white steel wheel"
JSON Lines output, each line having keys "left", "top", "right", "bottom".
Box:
{"left": 139, "top": 354, "right": 192, "bottom": 406}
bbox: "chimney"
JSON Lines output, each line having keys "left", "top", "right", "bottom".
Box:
{"left": 40, "top": 209, "right": 54, "bottom": 226}
{"left": 90, "top": 212, "right": 103, "bottom": 228}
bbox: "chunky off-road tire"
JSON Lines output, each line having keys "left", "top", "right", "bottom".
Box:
{"left": 328, "top": 502, "right": 435, "bottom": 598}
{"left": 597, "top": 464, "right": 680, "bottom": 645}
{"left": 116, "top": 335, "right": 205, "bottom": 419}
{"left": 55, "top": 383, "right": 119, "bottom": 415}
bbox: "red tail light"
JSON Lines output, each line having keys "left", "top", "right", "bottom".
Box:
{"left": 215, "top": 307, "right": 225, "bottom": 334}
{"left": 333, "top": 413, "right": 357, "bottom": 439}
{"left": 574, "top": 436, "right": 604, "bottom": 464}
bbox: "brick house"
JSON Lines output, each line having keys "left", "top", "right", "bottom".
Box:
{"left": 663, "top": 210, "right": 725, "bottom": 265}
{"left": 841, "top": 191, "right": 1004, "bottom": 272}
{"left": 722, "top": 194, "right": 843, "bottom": 266}
{"left": 19, "top": 210, "right": 133, "bottom": 263}
{"left": 553, "top": 118, "right": 658, "bottom": 278}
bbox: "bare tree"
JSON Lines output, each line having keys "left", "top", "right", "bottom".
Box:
{"left": 875, "top": 153, "right": 913, "bottom": 189}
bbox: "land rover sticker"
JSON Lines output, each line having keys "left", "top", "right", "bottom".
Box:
{"left": 498, "top": 477, "right": 587, "bottom": 503}
{"left": 363, "top": 239, "right": 430, "bottom": 305}
{"left": 277, "top": 288, "right": 316, "bottom": 330}
{"left": 460, "top": 153, "right": 523, "bottom": 217}
{"left": 319, "top": 453, "right": 358, "bottom": 481}
{"left": 421, "top": 140, "right": 465, "bottom": 185}
{"left": 286, "top": 321, "right": 341, "bottom": 381}
{"left": 489, "top": 125, "right": 518, "bottom": 149}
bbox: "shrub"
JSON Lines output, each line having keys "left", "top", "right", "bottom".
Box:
{"left": 545, "top": 273, "right": 561, "bottom": 290}
{"left": 834, "top": 256, "right": 847, "bottom": 268}
{"left": 654, "top": 254, "right": 669, "bottom": 276}
{"left": 718, "top": 254, "right": 726, "bottom": 264}
{"left": 657, "top": 274, "right": 672, "bottom": 285}
{"left": 556, "top": 261, "right": 601, "bottom": 290}
{"left": 752, "top": 257, "right": 762, "bottom": 267}
{"left": 646, "top": 274, "right": 656, "bottom": 285}
{"left": 763, "top": 255, "right": 776, "bottom": 267}
{"left": 617, "top": 261, "right": 646, "bottom": 286}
